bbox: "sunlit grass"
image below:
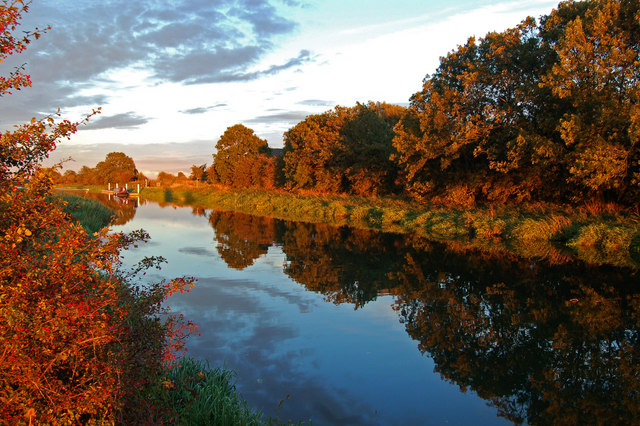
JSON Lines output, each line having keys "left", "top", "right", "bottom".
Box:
{"left": 145, "top": 357, "right": 267, "bottom": 425}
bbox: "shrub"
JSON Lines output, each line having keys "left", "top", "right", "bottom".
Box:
{"left": 0, "top": 4, "right": 195, "bottom": 421}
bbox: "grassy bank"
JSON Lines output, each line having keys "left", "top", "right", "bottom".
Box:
{"left": 140, "top": 185, "right": 640, "bottom": 268}
{"left": 54, "top": 191, "right": 116, "bottom": 233}
{"left": 144, "top": 358, "right": 278, "bottom": 425}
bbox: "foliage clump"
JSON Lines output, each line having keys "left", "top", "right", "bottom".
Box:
{"left": 213, "top": 123, "right": 277, "bottom": 189}
{"left": 393, "top": 0, "right": 640, "bottom": 207}
{"left": 0, "top": 2, "right": 195, "bottom": 422}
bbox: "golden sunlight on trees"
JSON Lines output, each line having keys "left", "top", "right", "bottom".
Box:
{"left": 283, "top": 102, "right": 405, "bottom": 196}
{"left": 213, "top": 123, "right": 276, "bottom": 188}
{"left": 94, "top": 151, "right": 138, "bottom": 184}
{"left": 393, "top": 0, "right": 640, "bottom": 206}
{"left": 540, "top": 0, "right": 640, "bottom": 198}
{"left": 189, "top": 163, "right": 208, "bottom": 182}
{"left": 53, "top": 152, "right": 139, "bottom": 185}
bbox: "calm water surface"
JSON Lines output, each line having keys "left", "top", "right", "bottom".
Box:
{"left": 107, "top": 197, "right": 639, "bottom": 425}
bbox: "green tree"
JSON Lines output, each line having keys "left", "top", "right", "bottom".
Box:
{"left": 212, "top": 124, "right": 270, "bottom": 188}
{"left": 337, "top": 102, "right": 403, "bottom": 196}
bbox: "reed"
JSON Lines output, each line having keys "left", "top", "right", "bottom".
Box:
{"left": 54, "top": 192, "right": 115, "bottom": 233}
{"left": 146, "top": 357, "right": 269, "bottom": 425}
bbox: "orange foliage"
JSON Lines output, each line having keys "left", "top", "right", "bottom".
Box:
{"left": 0, "top": 2, "right": 196, "bottom": 422}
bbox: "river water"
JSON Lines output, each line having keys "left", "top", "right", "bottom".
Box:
{"left": 105, "top": 196, "right": 639, "bottom": 425}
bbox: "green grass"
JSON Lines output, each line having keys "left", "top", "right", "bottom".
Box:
{"left": 151, "top": 357, "right": 267, "bottom": 425}
{"left": 144, "top": 357, "right": 308, "bottom": 425}
{"left": 54, "top": 192, "right": 116, "bottom": 233}
{"left": 139, "top": 185, "right": 640, "bottom": 268}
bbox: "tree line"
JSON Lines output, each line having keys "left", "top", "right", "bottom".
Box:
{"left": 197, "top": 0, "right": 640, "bottom": 208}
{"left": 59, "top": 0, "right": 640, "bottom": 208}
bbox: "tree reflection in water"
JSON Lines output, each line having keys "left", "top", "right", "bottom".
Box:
{"left": 208, "top": 209, "right": 640, "bottom": 424}
{"left": 209, "top": 211, "right": 276, "bottom": 270}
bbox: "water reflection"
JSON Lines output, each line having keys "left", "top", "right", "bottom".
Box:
{"left": 207, "top": 210, "right": 640, "bottom": 424}
{"left": 210, "top": 211, "right": 276, "bottom": 269}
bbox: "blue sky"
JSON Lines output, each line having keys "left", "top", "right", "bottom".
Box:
{"left": 0, "top": 0, "right": 559, "bottom": 176}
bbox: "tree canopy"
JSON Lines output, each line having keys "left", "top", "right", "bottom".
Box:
{"left": 393, "top": 0, "right": 640, "bottom": 206}
{"left": 95, "top": 152, "right": 138, "bottom": 184}
{"left": 283, "top": 102, "right": 405, "bottom": 196}
{"left": 212, "top": 124, "right": 274, "bottom": 188}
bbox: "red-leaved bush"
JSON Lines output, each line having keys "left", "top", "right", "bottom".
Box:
{"left": 0, "top": 1, "right": 196, "bottom": 422}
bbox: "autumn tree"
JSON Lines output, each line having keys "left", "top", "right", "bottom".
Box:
{"left": 61, "top": 169, "right": 77, "bottom": 183}
{"left": 283, "top": 109, "right": 346, "bottom": 192}
{"left": 189, "top": 163, "right": 208, "bottom": 182}
{"left": 540, "top": 0, "right": 640, "bottom": 202}
{"left": 212, "top": 124, "right": 273, "bottom": 188}
{"left": 95, "top": 151, "right": 138, "bottom": 184}
{"left": 283, "top": 102, "right": 405, "bottom": 196}
{"left": 393, "top": 17, "right": 563, "bottom": 204}
{"left": 156, "top": 171, "right": 176, "bottom": 186}
{"left": 393, "top": 0, "right": 640, "bottom": 206}
{"left": 77, "top": 165, "right": 97, "bottom": 184}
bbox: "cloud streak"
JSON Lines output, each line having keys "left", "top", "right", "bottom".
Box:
{"left": 244, "top": 110, "right": 310, "bottom": 124}
{"left": 0, "top": 0, "right": 307, "bottom": 123}
{"left": 83, "top": 112, "right": 150, "bottom": 130}
{"left": 179, "top": 104, "right": 228, "bottom": 115}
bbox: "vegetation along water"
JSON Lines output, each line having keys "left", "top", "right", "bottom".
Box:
{"left": 3, "top": 0, "right": 640, "bottom": 423}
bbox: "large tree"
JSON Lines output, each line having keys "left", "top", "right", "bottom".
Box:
{"left": 283, "top": 102, "right": 405, "bottom": 196}
{"left": 212, "top": 124, "right": 271, "bottom": 188}
{"left": 94, "top": 151, "right": 137, "bottom": 184}
{"left": 540, "top": 0, "right": 640, "bottom": 201}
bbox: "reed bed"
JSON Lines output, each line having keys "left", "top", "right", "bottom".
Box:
{"left": 54, "top": 192, "right": 115, "bottom": 233}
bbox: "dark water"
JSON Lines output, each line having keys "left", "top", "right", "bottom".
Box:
{"left": 108, "top": 198, "right": 639, "bottom": 425}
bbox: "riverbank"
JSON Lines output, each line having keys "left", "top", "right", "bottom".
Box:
{"left": 135, "top": 185, "right": 640, "bottom": 269}
{"left": 55, "top": 184, "right": 640, "bottom": 268}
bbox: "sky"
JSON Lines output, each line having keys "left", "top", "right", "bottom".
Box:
{"left": 0, "top": 0, "right": 560, "bottom": 177}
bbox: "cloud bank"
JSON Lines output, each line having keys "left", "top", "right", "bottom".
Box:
{"left": 0, "top": 0, "right": 309, "bottom": 123}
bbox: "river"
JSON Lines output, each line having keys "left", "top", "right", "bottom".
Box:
{"left": 104, "top": 196, "right": 638, "bottom": 425}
